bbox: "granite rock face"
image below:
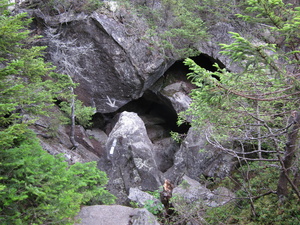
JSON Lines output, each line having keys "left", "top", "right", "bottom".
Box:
{"left": 33, "top": 5, "right": 172, "bottom": 113}
{"left": 75, "top": 205, "right": 160, "bottom": 225}
{"left": 128, "top": 187, "right": 163, "bottom": 208}
{"left": 30, "top": 106, "right": 102, "bottom": 164}
{"left": 164, "top": 127, "right": 237, "bottom": 183}
{"left": 171, "top": 175, "right": 235, "bottom": 224}
{"left": 173, "top": 175, "right": 234, "bottom": 208}
{"left": 104, "top": 111, "right": 162, "bottom": 204}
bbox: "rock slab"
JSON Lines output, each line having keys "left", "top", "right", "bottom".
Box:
{"left": 75, "top": 205, "right": 159, "bottom": 225}
{"left": 104, "top": 111, "right": 162, "bottom": 204}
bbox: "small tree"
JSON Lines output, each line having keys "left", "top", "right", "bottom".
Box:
{"left": 44, "top": 28, "right": 97, "bottom": 148}
{"left": 180, "top": 0, "right": 300, "bottom": 222}
{"left": 0, "top": 1, "right": 115, "bottom": 223}
{"left": 0, "top": 129, "right": 115, "bottom": 224}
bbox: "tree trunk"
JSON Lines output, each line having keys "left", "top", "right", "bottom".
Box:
{"left": 69, "top": 87, "right": 78, "bottom": 149}
{"left": 277, "top": 111, "right": 300, "bottom": 199}
{"left": 160, "top": 179, "right": 175, "bottom": 217}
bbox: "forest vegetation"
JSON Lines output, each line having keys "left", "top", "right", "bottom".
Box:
{"left": 0, "top": 0, "right": 299, "bottom": 224}
{"left": 180, "top": 0, "right": 300, "bottom": 224}
{"left": 0, "top": 0, "right": 115, "bottom": 224}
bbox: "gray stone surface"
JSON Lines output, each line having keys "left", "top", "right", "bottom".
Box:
{"left": 152, "top": 137, "right": 179, "bottom": 173}
{"left": 105, "top": 112, "right": 162, "bottom": 204}
{"left": 19, "top": 0, "right": 251, "bottom": 208}
{"left": 161, "top": 81, "right": 192, "bottom": 114}
{"left": 30, "top": 107, "right": 101, "bottom": 164}
{"left": 171, "top": 175, "right": 234, "bottom": 224}
{"left": 33, "top": 5, "right": 172, "bottom": 114}
{"left": 75, "top": 205, "right": 159, "bottom": 225}
{"left": 173, "top": 175, "right": 214, "bottom": 206}
{"left": 164, "top": 127, "right": 237, "bottom": 183}
{"left": 128, "top": 187, "right": 163, "bottom": 208}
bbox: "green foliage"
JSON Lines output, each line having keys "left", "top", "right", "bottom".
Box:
{"left": 237, "top": 0, "right": 287, "bottom": 27}
{"left": 182, "top": 0, "right": 300, "bottom": 144}
{"left": 85, "top": 0, "right": 104, "bottom": 11}
{"left": 158, "top": 0, "right": 207, "bottom": 57}
{"left": 129, "top": 201, "right": 139, "bottom": 208}
{"left": 206, "top": 190, "right": 300, "bottom": 225}
{"left": 180, "top": 0, "right": 300, "bottom": 224}
{"left": 0, "top": 2, "right": 115, "bottom": 223}
{"left": 115, "top": 0, "right": 208, "bottom": 58}
{"left": 197, "top": 0, "right": 242, "bottom": 25}
{"left": 252, "top": 195, "right": 300, "bottom": 224}
{"left": 0, "top": 1, "right": 77, "bottom": 127}
{"left": 205, "top": 201, "right": 240, "bottom": 224}
{"left": 0, "top": 129, "right": 115, "bottom": 224}
{"left": 144, "top": 188, "right": 164, "bottom": 215}
{"left": 146, "top": 188, "right": 162, "bottom": 200}
{"left": 237, "top": 0, "right": 300, "bottom": 46}
{"left": 38, "top": 0, "right": 104, "bottom": 14}
{"left": 205, "top": 162, "right": 285, "bottom": 224}
{"left": 170, "top": 193, "right": 205, "bottom": 224}
{"left": 180, "top": 179, "right": 191, "bottom": 190}
{"left": 144, "top": 199, "right": 164, "bottom": 215}
{"left": 170, "top": 131, "right": 185, "bottom": 143}
{"left": 60, "top": 100, "right": 95, "bottom": 128}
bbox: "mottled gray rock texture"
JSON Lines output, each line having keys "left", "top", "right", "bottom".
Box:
{"left": 105, "top": 111, "right": 162, "bottom": 204}
{"left": 34, "top": 5, "right": 172, "bottom": 113}
{"left": 128, "top": 187, "right": 163, "bottom": 208}
{"left": 171, "top": 176, "right": 235, "bottom": 224}
{"left": 173, "top": 175, "right": 234, "bottom": 207}
{"left": 75, "top": 205, "right": 159, "bottom": 225}
{"left": 19, "top": 0, "right": 251, "bottom": 207}
{"left": 164, "top": 128, "right": 237, "bottom": 183}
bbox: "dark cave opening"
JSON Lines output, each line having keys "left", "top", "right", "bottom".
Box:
{"left": 191, "top": 53, "right": 226, "bottom": 72}
{"left": 92, "top": 93, "right": 190, "bottom": 137}
{"left": 163, "top": 53, "right": 226, "bottom": 81}
{"left": 92, "top": 53, "right": 226, "bottom": 137}
{"left": 117, "top": 93, "right": 190, "bottom": 134}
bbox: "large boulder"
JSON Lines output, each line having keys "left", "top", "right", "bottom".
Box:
{"left": 160, "top": 81, "right": 192, "bottom": 114}
{"left": 171, "top": 176, "right": 235, "bottom": 225}
{"left": 148, "top": 59, "right": 195, "bottom": 117}
{"left": 128, "top": 187, "right": 163, "bottom": 208}
{"left": 24, "top": 0, "right": 248, "bottom": 165}
{"left": 104, "top": 111, "right": 162, "bottom": 204}
{"left": 172, "top": 175, "right": 234, "bottom": 208}
{"left": 164, "top": 127, "right": 237, "bottom": 183}
{"left": 152, "top": 137, "right": 179, "bottom": 173}
{"left": 75, "top": 205, "right": 160, "bottom": 225}
{"left": 32, "top": 4, "right": 172, "bottom": 114}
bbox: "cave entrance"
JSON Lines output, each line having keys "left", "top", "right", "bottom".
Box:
{"left": 92, "top": 53, "right": 225, "bottom": 137}
{"left": 116, "top": 92, "right": 190, "bottom": 135}
{"left": 91, "top": 92, "right": 190, "bottom": 140}
{"left": 190, "top": 53, "right": 226, "bottom": 72}
{"left": 162, "top": 53, "right": 226, "bottom": 88}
